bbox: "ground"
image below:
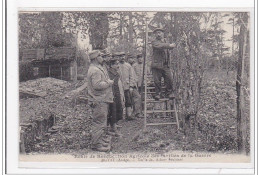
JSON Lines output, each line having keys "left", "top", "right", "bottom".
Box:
{"left": 19, "top": 69, "right": 250, "bottom": 154}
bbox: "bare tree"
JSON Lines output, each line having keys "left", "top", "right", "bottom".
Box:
{"left": 236, "top": 12, "right": 249, "bottom": 153}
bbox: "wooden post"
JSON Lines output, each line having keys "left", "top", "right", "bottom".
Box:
{"left": 48, "top": 65, "right": 51, "bottom": 77}
{"left": 236, "top": 13, "right": 248, "bottom": 153}
{"left": 70, "top": 66, "right": 73, "bottom": 81}
{"left": 232, "top": 17, "right": 235, "bottom": 57}
{"left": 75, "top": 61, "right": 78, "bottom": 82}
{"left": 61, "top": 66, "right": 63, "bottom": 80}
{"left": 144, "top": 19, "right": 148, "bottom": 131}
{"left": 173, "top": 99, "right": 180, "bottom": 130}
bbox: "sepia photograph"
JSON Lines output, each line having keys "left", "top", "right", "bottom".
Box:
{"left": 17, "top": 10, "right": 252, "bottom": 164}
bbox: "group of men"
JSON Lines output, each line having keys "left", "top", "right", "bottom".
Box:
{"left": 87, "top": 49, "right": 143, "bottom": 152}
{"left": 86, "top": 27, "right": 176, "bottom": 152}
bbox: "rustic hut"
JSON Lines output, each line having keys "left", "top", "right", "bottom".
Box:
{"left": 28, "top": 47, "right": 77, "bottom": 81}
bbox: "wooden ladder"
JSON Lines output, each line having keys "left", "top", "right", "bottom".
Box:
{"left": 143, "top": 74, "right": 180, "bottom": 130}
{"left": 142, "top": 20, "right": 179, "bottom": 130}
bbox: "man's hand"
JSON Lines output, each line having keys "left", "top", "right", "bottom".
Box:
{"left": 129, "top": 87, "right": 134, "bottom": 93}
{"left": 169, "top": 43, "right": 176, "bottom": 48}
{"left": 108, "top": 79, "right": 114, "bottom": 86}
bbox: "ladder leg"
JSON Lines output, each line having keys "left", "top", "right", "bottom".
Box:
{"left": 163, "top": 101, "right": 167, "bottom": 118}
{"left": 173, "top": 99, "right": 180, "bottom": 130}
{"left": 165, "top": 101, "right": 169, "bottom": 117}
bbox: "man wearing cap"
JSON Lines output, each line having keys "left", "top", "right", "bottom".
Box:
{"left": 115, "top": 52, "right": 136, "bottom": 120}
{"left": 132, "top": 53, "right": 144, "bottom": 93}
{"left": 87, "top": 50, "right": 114, "bottom": 152}
{"left": 127, "top": 53, "right": 142, "bottom": 118}
{"left": 151, "top": 28, "right": 176, "bottom": 100}
{"left": 106, "top": 57, "right": 124, "bottom": 137}
{"left": 101, "top": 49, "right": 112, "bottom": 71}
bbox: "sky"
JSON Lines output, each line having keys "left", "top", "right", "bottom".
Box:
{"left": 221, "top": 13, "right": 238, "bottom": 55}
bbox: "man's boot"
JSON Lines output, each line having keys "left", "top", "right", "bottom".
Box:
{"left": 126, "top": 107, "right": 135, "bottom": 121}
{"left": 93, "top": 146, "right": 110, "bottom": 152}
{"left": 153, "top": 94, "right": 160, "bottom": 101}
{"left": 102, "top": 134, "right": 112, "bottom": 142}
{"left": 115, "top": 124, "right": 122, "bottom": 128}
{"left": 165, "top": 90, "right": 175, "bottom": 99}
{"left": 111, "top": 125, "right": 123, "bottom": 138}
{"left": 101, "top": 142, "right": 110, "bottom": 147}
{"left": 107, "top": 130, "right": 116, "bottom": 136}
{"left": 92, "top": 143, "right": 111, "bottom": 152}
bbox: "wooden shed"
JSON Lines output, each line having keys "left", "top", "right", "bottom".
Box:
{"left": 29, "top": 47, "right": 77, "bottom": 81}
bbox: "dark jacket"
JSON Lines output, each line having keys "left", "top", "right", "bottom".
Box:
{"left": 107, "top": 68, "right": 123, "bottom": 123}
{"left": 151, "top": 38, "right": 173, "bottom": 69}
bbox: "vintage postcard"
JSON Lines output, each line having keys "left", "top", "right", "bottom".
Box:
{"left": 16, "top": 9, "right": 254, "bottom": 169}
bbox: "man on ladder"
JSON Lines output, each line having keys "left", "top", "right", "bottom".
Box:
{"left": 151, "top": 28, "right": 176, "bottom": 100}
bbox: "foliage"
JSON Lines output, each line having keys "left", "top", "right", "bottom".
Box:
{"left": 63, "top": 12, "right": 110, "bottom": 50}
{"left": 108, "top": 12, "right": 147, "bottom": 53}
{"left": 19, "top": 12, "right": 67, "bottom": 50}
{"left": 19, "top": 61, "right": 34, "bottom": 82}
{"left": 88, "top": 12, "right": 109, "bottom": 49}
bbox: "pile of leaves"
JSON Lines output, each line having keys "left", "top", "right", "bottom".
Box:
{"left": 20, "top": 77, "right": 71, "bottom": 98}
{"left": 20, "top": 79, "right": 93, "bottom": 153}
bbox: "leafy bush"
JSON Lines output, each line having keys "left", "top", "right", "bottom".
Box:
{"left": 19, "top": 61, "right": 34, "bottom": 82}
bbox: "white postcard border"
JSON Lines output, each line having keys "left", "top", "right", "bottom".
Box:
{"left": 5, "top": 0, "right": 256, "bottom": 174}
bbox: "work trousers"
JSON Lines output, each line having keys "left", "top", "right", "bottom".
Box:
{"left": 151, "top": 67, "right": 174, "bottom": 95}
{"left": 91, "top": 102, "right": 109, "bottom": 147}
{"left": 138, "top": 86, "right": 142, "bottom": 94}
{"left": 131, "top": 88, "right": 142, "bottom": 116}
{"left": 107, "top": 101, "right": 123, "bottom": 127}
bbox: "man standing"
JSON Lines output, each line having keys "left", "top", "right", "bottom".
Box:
{"left": 101, "top": 49, "right": 111, "bottom": 71}
{"left": 132, "top": 53, "right": 144, "bottom": 93}
{"left": 151, "top": 28, "right": 176, "bottom": 100}
{"left": 127, "top": 53, "right": 142, "bottom": 118}
{"left": 106, "top": 57, "right": 124, "bottom": 137}
{"left": 87, "top": 50, "right": 114, "bottom": 152}
{"left": 116, "top": 52, "right": 135, "bottom": 120}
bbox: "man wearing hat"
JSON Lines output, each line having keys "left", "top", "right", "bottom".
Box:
{"left": 132, "top": 53, "right": 144, "bottom": 93}
{"left": 101, "top": 49, "right": 112, "bottom": 70}
{"left": 126, "top": 53, "right": 142, "bottom": 118}
{"left": 87, "top": 50, "right": 114, "bottom": 152}
{"left": 127, "top": 53, "right": 136, "bottom": 65}
{"left": 106, "top": 56, "right": 124, "bottom": 137}
{"left": 151, "top": 28, "right": 176, "bottom": 100}
{"left": 115, "top": 52, "right": 136, "bottom": 120}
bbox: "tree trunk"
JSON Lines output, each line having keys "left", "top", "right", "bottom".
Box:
{"left": 88, "top": 13, "right": 109, "bottom": 50}
{"left": 236, "top": 13, "right": 248, "bottom": 153}
{"left": 128, "top": 12, "right": 134, "bottom": 52}
{"left": 172, "top": 13, "right": 179, "bottom": 42}
{"left": 119, "top": 13, "right": 123, "bottom": 40}
{"left": 232, "top": 18, "right": 235, "bottom": 56}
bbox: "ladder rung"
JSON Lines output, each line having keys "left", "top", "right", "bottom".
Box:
{"left": 146, "top": 86, "right": 166, "bottom": 90}
{"left": 146, "top": 110, "right": 175, "bottom": 113}
{"left": 147, "top": 122, "right": 177, "bottom": 126}
{"left": 146, "top": 92, "right": 156, "bottom": 94}
{"left": 146, "top": 98, "right": 171, "bottom": 102}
